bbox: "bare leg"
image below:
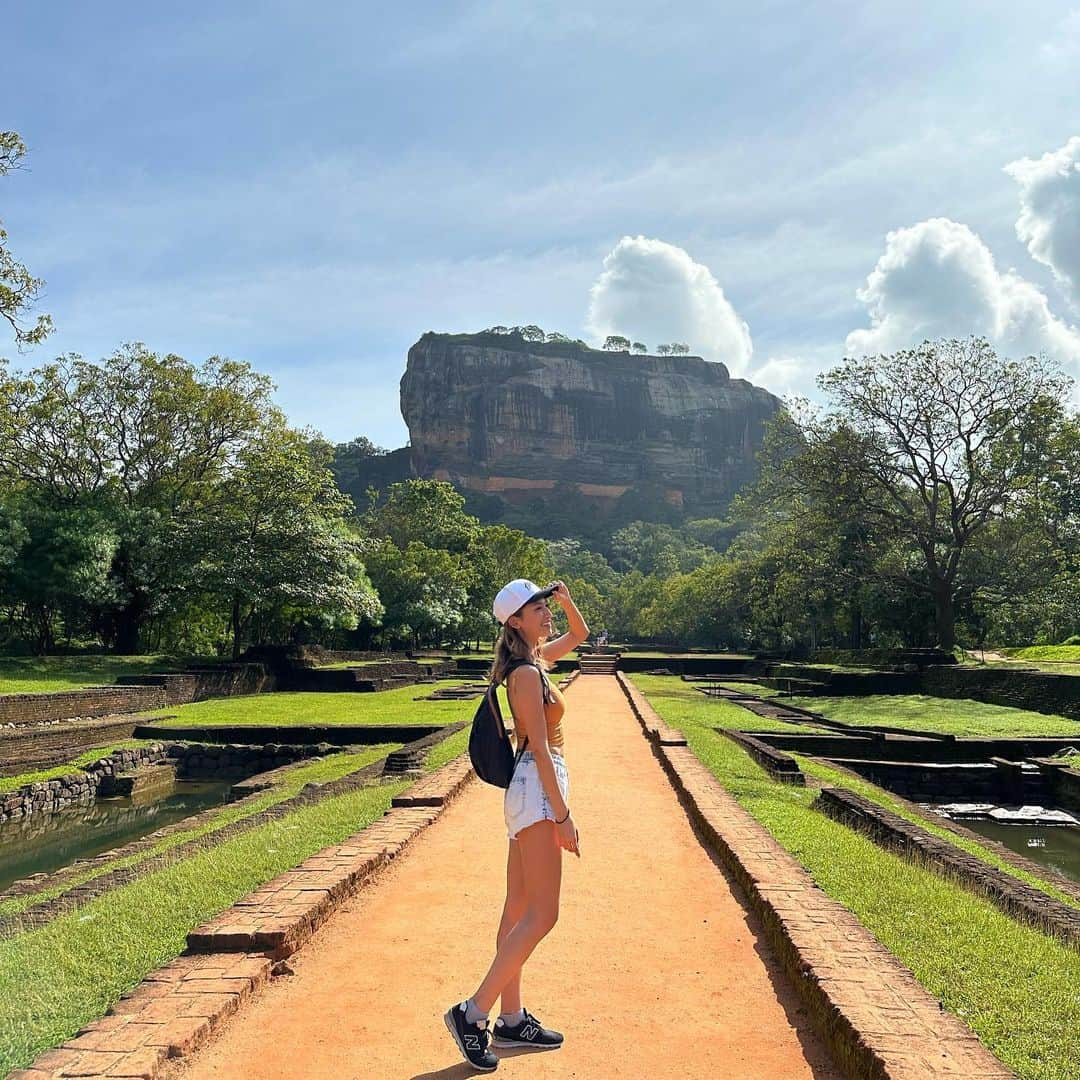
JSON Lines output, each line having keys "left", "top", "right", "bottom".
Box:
{"left": 471, "top": 819, "right": 561, "bottom": 1014}
{"left": 497, "top": 840, "right": 527, "bottom": 1015}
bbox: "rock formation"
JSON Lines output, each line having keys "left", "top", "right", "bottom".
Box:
{"left": 399, "top": 331, "right": 783, "bottom": 516}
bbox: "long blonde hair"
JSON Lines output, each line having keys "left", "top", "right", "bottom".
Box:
{"left": 489, "top": 620, "right": 552, "bottom": 686}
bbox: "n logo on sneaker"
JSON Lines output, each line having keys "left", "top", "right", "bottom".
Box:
{"left": 465, "top": 1034, "right": 481, "bottom": 1050}
{"left": 521, "top": 1023, "right": 540, "bottom": 1040}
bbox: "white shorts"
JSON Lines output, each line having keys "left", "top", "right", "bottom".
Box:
{"left": 504, "top": 750, "right": 570, "bottom": 840}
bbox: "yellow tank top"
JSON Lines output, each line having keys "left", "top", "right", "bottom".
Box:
{"left": 509, "top": 668, "right": 566, "bottom": 752}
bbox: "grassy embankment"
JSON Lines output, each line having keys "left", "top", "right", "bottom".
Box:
{"left": 0, "top": 655, "right": 211, "bottom": 695}
{"left": 0, "top": 741, "right": 148, "bottom": 793}
{"left": 1000, "top": 645, "right": 1080, "bottom": 662}
{"left": 0, "top": 713, "right": 470, "bottom": 1074}
{"left": 692, "top": 680, "right": 1079, "bottom": 904}
{"left": 629, "top": 674, "right": 1080, "bottom": 1080}
{"left": 783, "top": 693, "right": 1080, "bottom": 738}
{"left": 144, "top": 682, "right": 479, "bottom": 727}
{"left": 978, "top": 645, "right": 1080, "bottom": 674}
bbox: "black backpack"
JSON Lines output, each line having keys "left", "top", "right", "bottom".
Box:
{"left": 468, "top": 659, "right": 549, "bottom": 788}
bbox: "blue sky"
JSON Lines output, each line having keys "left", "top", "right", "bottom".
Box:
{"left": 5, "top": 1, "right": 1080, "bottom": 446}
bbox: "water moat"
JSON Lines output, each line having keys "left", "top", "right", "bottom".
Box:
{"left": 0, "top": 778, "right": 234, "bottom": 894}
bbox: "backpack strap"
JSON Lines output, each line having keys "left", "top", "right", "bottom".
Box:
{"left": 499, "top": 658, "right": 551, "bottom": 759}
{"left": 503, "top": 658, "right": 553, "bottom": 701}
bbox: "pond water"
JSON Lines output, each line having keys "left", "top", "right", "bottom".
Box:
{"left": 0, "top": 780, "right": 233, "bottom": 894}
{"left": 931, "top": 811, "right": 1080, "bottom": 884}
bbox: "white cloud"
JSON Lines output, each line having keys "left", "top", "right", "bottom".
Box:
{"left": 585, "top": 235, "right": 752, "bottom": 373}
{"left": 1040, "top": 9, "right": 1080, "bottom": 61}
{"left": 745, "top": 354, "right": 815, "bottom": 401}
{"left": 1005, "top": 134, "right": 1080, "bottom": 298}
{"left": 844, "top": 217, "right": 1080, "bottom": 366}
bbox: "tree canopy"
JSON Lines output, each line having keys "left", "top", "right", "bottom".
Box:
{"left": 0, "top": 132, "right": 52, "bottom": 348}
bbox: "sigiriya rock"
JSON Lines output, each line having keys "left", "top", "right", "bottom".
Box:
{"left": 397, "top": 330, "right": 783, "bottom": 517}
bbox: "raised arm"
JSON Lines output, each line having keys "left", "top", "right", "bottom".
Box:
{"left": 540, "top": 581, "right": 589, "bottom": 664}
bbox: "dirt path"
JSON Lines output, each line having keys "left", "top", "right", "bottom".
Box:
{"left": 175, "top": 676, "right": 841, "bottom": 1079}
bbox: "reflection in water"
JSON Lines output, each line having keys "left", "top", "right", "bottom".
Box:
{"left": 929, "top": 810, "right": 1080, "bottom": 884}
{"left": 0, "top": 781, "right": 233, "bottom": 894}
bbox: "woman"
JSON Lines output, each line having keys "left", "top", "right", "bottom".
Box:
{"left": 445, "top": 578, "right": 589, "bottom": 1072}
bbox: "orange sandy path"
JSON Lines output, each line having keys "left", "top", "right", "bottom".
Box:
{"left": 175, "top": 676, "right": 841, "bottom": 1079}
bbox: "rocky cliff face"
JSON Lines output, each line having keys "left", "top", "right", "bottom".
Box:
{"left": 399, "top": 331, "right": 783, "bottom": 514}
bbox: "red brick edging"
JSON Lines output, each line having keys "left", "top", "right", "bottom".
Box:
{"left": 614, "top": 672, "right": 1014, "bottom": 1079}
{"left": 12, "top": 755, "right": 476, "bottom": 1080}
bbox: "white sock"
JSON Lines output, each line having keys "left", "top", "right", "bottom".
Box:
{"left": 463, "top": 998, "right": 488, "bottom": 1025}
{"left": 498, "top": 1008, "right": 527, "bottom": 1026}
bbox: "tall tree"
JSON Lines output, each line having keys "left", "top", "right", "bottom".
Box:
{"left": 363, "top": 479, "right": 480, "bottom": 553}
{"left": 181, "top": 427, "right": 381, "bottom": 658}
{"left": 0, "top": 344, "right": 276, "bottom": 651}
{"left": 809, "top": 337, "right": 1070, "bottom": 650}
{"left": 0, "top": 132, "right": 52, "bottom": 348}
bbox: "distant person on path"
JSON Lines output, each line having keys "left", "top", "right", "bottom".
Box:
{"left": 445, "top": 578, "right": 589, "bottom": 1072}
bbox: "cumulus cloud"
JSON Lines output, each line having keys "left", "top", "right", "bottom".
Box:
{"left": 746, "top": 354, "right": 815, "bottom": 401}
{"left": 1005, "top": 135, "right": 1080, "bottom": 298}
{"left": 586, "top": 235, "right": 752, "bottom": 372}
{"left": 844, "top": 217, "right": 1080, "bottom": 366}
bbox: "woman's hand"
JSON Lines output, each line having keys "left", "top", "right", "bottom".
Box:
{"left": 549, "top": 580, "right": 572, "bottom": 606}
{"left": 556, "top": 812, "right": 580, "bottom": 857}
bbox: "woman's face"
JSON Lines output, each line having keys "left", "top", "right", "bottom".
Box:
{"left": 510, "top": 598, "right": 554, "bottom": 643}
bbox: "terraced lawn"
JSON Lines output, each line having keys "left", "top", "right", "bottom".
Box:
{"left": 146, "top": 684, "right": 481, "bottom": 727}
{"left": 0, "top": 654, "right": 212, "bottom": 695}
{"left": 785, "top": 693, "right": 1080, "bottom": 738}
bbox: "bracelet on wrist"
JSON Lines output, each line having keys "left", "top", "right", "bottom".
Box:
{"left": 555, "top": 808, "right": 570, "bottom": 824}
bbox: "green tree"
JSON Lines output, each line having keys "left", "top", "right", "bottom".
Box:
{"left": 603, "top": 335, "right": 630, "bottom": 351}
{"left": 0, "top": 132, "right": 52, "bottom": 348}
{"left": 364, "top": 540, "right": 471, "bottom": 648}
{"left": 0, "top": 344, "right": 276, "bottom": 651}
{"left": 640, "top": 558, "right": 743, "bottom": 648}
{"left": 181, "top": 427, "right": 381, "bottom": 658}
{"left": 363, "top": 479, "right": 480, "bottom": 552}
{"left": 801, "top": 338, "right": 1070, "bottom": 651}
{"left": 631, "top": 341, "right": 647, "bottom": 354}
{"left": 0, "top": 492, "right": 118, "bottom": 653}
{"left": 610, "top": 521, "right": 711, "bottom": 577}
{"left": 461, "top": 524, "right": 552, "bottom": 648}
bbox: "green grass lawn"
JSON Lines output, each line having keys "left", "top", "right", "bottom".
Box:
{"left": 145, "top": 684, "right": 481, "bottom": 728}
{"left": 1000, "top": 645, "right": 1080, "bottom": 663}
{"left": 628, "top": 675, "right": 1080, "bottom": 1080}
{"left": 0, "top": 774, "right": 411, "bottom": 1074}
{"left": 785, "top": 693, "right": 1080, "bottom": 738}
{"left": 974, "top": 659, "right": 1080, "bottom": 675}
{"left": 0, "top": 654, "right": 213, "bottom": 695}
{"left": 630, "top": 675, "right": 829, "bottom": 733}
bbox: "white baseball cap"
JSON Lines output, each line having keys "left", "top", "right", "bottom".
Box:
{"left": 493, "top": 579, "right": 557, "bottom": 624}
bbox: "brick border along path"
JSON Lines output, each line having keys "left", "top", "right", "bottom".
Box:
{"left": 618, "top": 673, "right": 1014, "bottom": 1078}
